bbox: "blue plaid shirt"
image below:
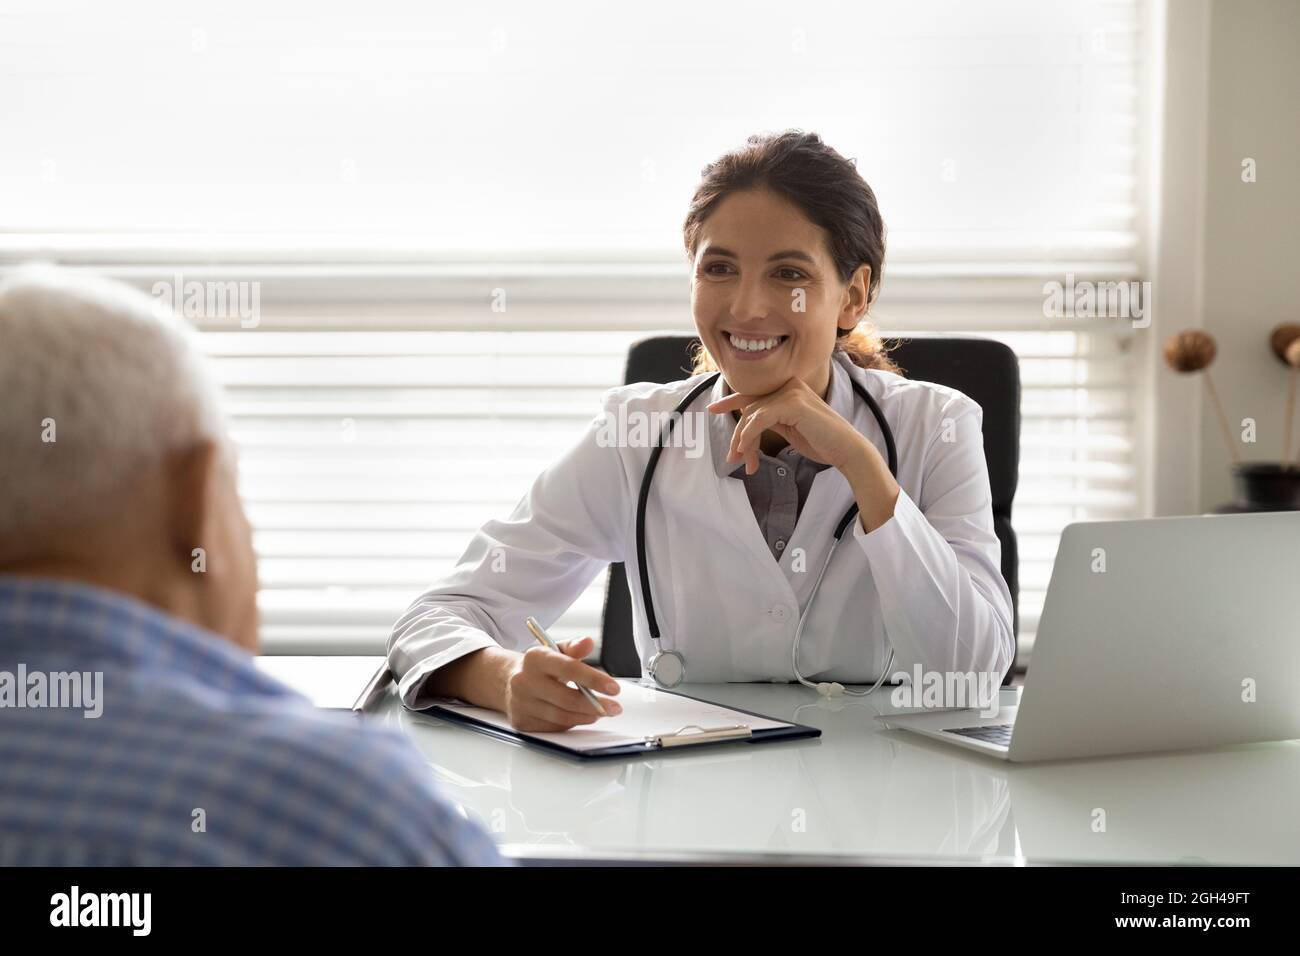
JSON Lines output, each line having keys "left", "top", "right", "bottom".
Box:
{"left": 0, "top": 576, "right": 504, "bottom": 866}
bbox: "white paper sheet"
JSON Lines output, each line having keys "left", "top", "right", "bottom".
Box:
{"left": 431, "top": 679, "right": 791, "bottom": 752}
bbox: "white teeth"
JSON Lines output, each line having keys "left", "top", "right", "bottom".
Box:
{"left": 729, "top": 333, "right": 783, "bottom": 352}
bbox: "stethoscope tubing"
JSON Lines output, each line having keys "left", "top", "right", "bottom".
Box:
{"left": 635, "top": 368, "right": 899, "bottom": 687}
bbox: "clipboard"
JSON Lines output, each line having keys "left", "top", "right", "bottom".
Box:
{"left": 414, "top": 680, "right": 821, "bottom": 761}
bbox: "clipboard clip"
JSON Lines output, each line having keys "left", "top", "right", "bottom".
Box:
{"left": 649, "top": 723, "right": 753, "bottom": 749}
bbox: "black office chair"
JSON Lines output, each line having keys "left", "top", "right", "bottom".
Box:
{"left": 598, "top": 334, "right": 1022, "bottom": 684}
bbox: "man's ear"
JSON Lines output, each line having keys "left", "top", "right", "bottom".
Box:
{"left": 163, "top": 439, "right": 219, "bottom": 572}
{"left": 840, "top": 264, "right": 872, "bottom": 331}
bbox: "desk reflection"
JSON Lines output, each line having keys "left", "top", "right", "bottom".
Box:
{"left": 385, "top": 684, "right": 1017, "bottom": 861}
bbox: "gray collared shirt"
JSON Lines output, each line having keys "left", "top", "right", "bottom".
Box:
{"left": 708, "top": 357, "right": 857, "bottom": 562}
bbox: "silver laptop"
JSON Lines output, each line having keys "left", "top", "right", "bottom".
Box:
{"left": 878, "top": 511, "right": 1300, "bottom": 762}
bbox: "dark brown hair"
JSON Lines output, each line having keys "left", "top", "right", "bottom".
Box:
{"left": 683, "top": 130, "right": 899, "bottom": 375}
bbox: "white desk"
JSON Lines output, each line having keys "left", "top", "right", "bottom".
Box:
{"left": 260, "top": 656, "right": 1300, "bottom": 865}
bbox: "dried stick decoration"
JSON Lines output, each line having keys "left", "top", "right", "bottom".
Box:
{"left": 1269, "top": 323, "right": 1300, "bottom": 469}
{"left": 1163, "top": 329, "right": 1239, "bottom": 465}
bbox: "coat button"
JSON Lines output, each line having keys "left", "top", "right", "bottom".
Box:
{"left": 776, "top": 467, "right": 788, "bottom": 478}
{"left": 771, "top": 604, "right": 790, "bottom": 623}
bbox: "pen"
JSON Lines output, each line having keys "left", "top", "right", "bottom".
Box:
{"left": 524, "top": 616, "right": 607, "bottom": 717}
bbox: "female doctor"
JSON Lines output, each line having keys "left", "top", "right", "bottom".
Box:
{"left": 388, "top": 130, "right": 1015, "bottom": 731}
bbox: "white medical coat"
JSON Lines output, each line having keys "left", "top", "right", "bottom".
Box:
{"left": 388, "top": 350, "right": 1015, "bottom": 707}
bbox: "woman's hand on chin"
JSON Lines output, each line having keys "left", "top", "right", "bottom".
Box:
{"left": 709, "top": 377, "right": 900, "bottom": 533}
{"left": 708, "top": 376, "right": 873, "bottom": 476}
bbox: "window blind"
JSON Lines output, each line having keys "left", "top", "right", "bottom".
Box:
{"left": 1, "top": 0, "right": 1148, "bottom": 668}
{"left": 3, "top": 0, "right": 1144, "bottom": 272}
{"left": 204, "top": 325, "right": 1137, "bottom": 664}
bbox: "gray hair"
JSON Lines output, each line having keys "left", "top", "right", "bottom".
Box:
{"left": 0, "top": 264, "right": 226, "bottom": 549}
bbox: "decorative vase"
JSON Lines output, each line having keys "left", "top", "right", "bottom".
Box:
{"left": 1231, "top": 462, "right": 1300, "bottom": 510}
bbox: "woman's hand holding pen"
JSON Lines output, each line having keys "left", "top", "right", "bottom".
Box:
{"left": 504, "top": 636, "right": 623, "bottom": 732}
{"left": 708, "top": 377, "right": 901, "bottom": 533}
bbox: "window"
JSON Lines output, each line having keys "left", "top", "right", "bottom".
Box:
{"left": 1, "top": 0, "right": 1148, "bottom": 665}
{"left": 3, "top": 0, "right": 1142, "bottom": 269}
{"left": 202, "top": 322, "right": 1136, "bottom": 663}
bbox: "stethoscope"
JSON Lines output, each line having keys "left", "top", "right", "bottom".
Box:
{"left": 636, "top": 368, "right": 899, "bottom": 697}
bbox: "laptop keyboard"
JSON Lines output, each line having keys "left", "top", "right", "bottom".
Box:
{"left": 946, "top": 724, "right": 1013, "bottom": 748}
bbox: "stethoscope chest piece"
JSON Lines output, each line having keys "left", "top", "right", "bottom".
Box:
{"left": 647, "top": 649, "right": 685, "bottom": 688}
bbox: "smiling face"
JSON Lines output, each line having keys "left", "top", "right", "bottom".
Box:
{"left": 691, "top": 188, "right": 870, "bottom": 399}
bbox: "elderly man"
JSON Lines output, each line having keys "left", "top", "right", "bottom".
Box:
{"left": 0, "top": 265, "right": 502, "bottom": 866}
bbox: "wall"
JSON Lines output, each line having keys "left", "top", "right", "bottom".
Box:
{"left": 1197, "top": 0, "right": 1300, "bottom": 510}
